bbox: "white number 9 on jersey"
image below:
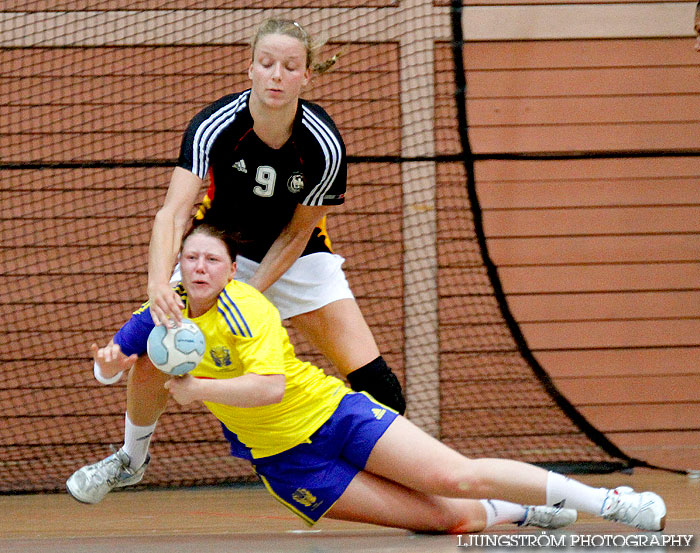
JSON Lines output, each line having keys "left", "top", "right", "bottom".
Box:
{"left": 253, "top": 166, "right": 276, "bottom": 197}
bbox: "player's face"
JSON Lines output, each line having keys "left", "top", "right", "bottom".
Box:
{"left": 181, "top": 233, "right": 236, "bottom": 313}
{"left": 249, "top": 33, "right": 310, "bottom": 109}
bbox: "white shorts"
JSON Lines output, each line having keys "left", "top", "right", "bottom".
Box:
{"left": 171, "top": 252, "right": 354, "bottom": 320}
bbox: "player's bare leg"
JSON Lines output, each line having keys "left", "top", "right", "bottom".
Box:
{"left": 326, "top": 469, "right": 488, "bottom": 533}
{"left": 362, "top": 416, "right": 665, "bottom": 531}
{"left": 326, "top": 470, "right": 576, "bottom": 532}
{"left": 126, "top": 355, "right": 171, "bottom": 426}
{"left": 290, "top": 298, "right": 380, "bottom": 375}
{"left": 290, "top": 299, "right": 405, "bottom": 413}
{"left": 364, "top": 416, "right": 549, "bottom": 506}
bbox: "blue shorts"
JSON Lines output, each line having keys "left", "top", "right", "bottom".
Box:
{"left": 250, "top": 392, "right": 399, "bottom": 525}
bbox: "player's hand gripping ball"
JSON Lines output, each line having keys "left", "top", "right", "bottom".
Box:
{"left": 147, "top": 318, "right": 206, "bottom": 376}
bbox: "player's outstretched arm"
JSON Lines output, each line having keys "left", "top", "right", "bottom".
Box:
{"left": 91, "top": 341, "right": 138, "bottom": 382}
{"left": 148, "top": 167, "right": 205, "bottom": 326}
{"left": 90, "top": 303, "right": 153, "bottom": 385}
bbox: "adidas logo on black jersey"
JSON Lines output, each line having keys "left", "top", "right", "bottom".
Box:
{"left": 232, "top": 159, "right": 247, "bottom": 173}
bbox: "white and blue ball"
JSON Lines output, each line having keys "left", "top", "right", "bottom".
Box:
{"left": 147, "top": 318, "right": 205, "bottom": 376}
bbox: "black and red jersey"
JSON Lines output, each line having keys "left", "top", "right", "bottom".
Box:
{"left": 178, "top": 90, "right": 347, "bottom": 262}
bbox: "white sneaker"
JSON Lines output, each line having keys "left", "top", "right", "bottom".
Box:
{"left": 601, "top": 487, "right": 666, "bottom": 531}
{"left": 66, "top": 448, "right": 149, "bottom": 504}
{"left": 519, "top": 505, "right": 578, "bottom": 529}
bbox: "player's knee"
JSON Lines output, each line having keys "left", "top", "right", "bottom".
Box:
{"left": 129, "top": 355, "right": 169, "bottom": 386}
{"left": 347, "top": 356, "right": 406, "bottom": 414}
{"left": 446, "top": 515, "right": 487, "bottom": 534}
{"left": 431, "top": 466, "right": 486, "bottom": 498}
{"left": 423, "top": 500, "right": 487, "bottom": 534}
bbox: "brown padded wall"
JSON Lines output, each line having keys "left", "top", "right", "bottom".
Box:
{"left": 452, "top": 38, "right": 700, "bottom": 471}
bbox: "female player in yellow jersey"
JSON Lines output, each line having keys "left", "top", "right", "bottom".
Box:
{"left": 69, "top": 223, "right": 666, "bottom": 533}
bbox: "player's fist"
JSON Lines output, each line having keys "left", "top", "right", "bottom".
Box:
{"left": 164, "top": 374, "right": 200, "bottom": 405}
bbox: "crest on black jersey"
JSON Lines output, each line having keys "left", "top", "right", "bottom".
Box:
{"left": 287, "top": 172, "right": 304, "bottom": 193}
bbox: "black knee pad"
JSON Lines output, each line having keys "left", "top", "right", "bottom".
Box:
{"left": 347, "top": 356, "right": 406, "bottom": 415}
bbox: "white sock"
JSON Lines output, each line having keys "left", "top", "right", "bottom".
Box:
{"left": 546, "top": 471, "right": 609, "bottom": 515}
{"left": 479, "top": 499, "right": 528, "bottom": 527}
{"left": 122, "top": 413, "right": 156, "bottom": 469}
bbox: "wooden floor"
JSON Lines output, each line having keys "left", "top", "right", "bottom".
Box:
{"left": 1, "top": 469, "right": 698, "bottom": 553}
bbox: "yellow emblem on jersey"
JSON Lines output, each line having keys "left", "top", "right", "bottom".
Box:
{"left": 372, "top": 408, "right": 386, "bottom": 420}
{"left": 210, "top": 346, "right": 231, "bottom": 368}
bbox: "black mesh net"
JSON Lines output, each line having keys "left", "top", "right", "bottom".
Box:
{"left": 0, "top": 1, "right": 628, "bottom": 493}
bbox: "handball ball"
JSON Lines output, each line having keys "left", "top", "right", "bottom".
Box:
{"left": 147, "top": 318, "right": 206, "bottom": 376}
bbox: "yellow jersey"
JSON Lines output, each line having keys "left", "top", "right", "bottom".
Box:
{"left": 186, "top": 280, "right": 350, "bottom": 459}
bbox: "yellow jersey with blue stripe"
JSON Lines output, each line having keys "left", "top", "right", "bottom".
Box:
{"left": 187, "top": 280, "right": 350, "bottom": 459}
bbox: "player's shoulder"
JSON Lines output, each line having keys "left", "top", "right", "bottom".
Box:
{"left": 299, "top": 98, "right": 332, "bottom": 119}
{"left": 216, "top": 280, "right": 281, "bottom": 338}
{"left": 222, "top": 279, "right": 268, "bottom": 304}
{"left": 299, "top": 99, "right": 342, "bottom": 137}
{"left": 187, "top": 90, "right": 251, "bottom": 131}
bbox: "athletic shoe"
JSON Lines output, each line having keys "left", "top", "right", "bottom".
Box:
{"left": 600, "top": 486, "right": 666, "bottom": 531}
{"left": 66, "top": 447, "right": 149, "bottom": 504}
{"left": 518, "top": 505, "right": 578, "bottom": 529}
